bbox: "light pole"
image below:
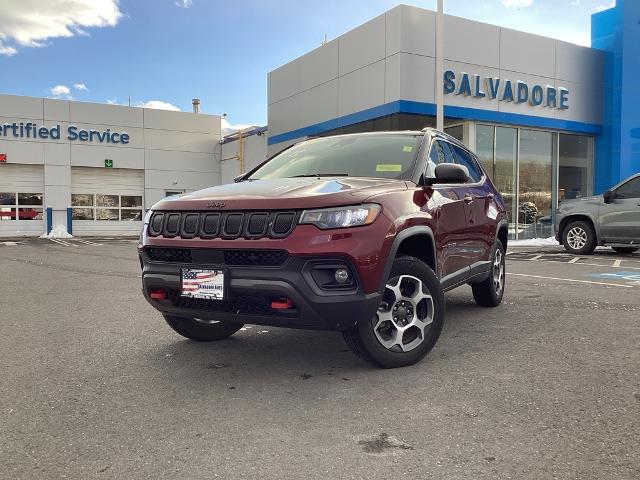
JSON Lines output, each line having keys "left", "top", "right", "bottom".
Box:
{"left": 436, "top": 0, "right": 444, "bottom": 131}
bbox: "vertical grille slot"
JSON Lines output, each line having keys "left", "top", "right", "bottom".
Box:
{"left": 201, "top": 213, "right": 220, "bottom": 238}
{"left": 272, "top": 212, "right": 296, "bottom": 237}
{"left": 164, "top": 213, "right": 181, "bottom": 237}
{"left": 222, "top": 213, "right": 244, "bottom": 238}
{"left": 246, "top": 213, "right": 269, "bottom": 237}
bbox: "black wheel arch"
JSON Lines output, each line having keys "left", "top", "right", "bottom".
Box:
{"left": 378, "top": 225, "right": 436, "bottom": 293}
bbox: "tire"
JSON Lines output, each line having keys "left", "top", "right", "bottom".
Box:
{"left": 163, "top": 315, "right": 243, "bottom": 341}
{"left": 562, "top": 220, "right": 596, "bottom": 255}
{"left": 612, "top": 246, "right": 638, "bottom": 254}
{"left": 342, "top": 255, "right": 445, "bottom": 369}
{"left": 471, "top": 239, "right": 506, "bottom": 307}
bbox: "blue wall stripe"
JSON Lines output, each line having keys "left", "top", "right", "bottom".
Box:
{"left": 268, "top": 99, "right": 602, "bottom": 145}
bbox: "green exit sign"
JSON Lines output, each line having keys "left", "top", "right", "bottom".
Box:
{"left": 104, "top": 159, "right": 113, "bottom": 168}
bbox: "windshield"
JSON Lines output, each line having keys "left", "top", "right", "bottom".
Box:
{"left": 248, "top": 134, "right": 421, "bottom": 180}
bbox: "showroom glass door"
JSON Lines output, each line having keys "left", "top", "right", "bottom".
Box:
{"left": 475, "top": 124, "right": 518, "bottom": 238}
{"left": 518, "top": 129, "right": 556, "bottom": 239}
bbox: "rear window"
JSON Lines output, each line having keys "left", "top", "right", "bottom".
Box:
{"left": 249, "top": 134, "right": 421, "bottom": 180}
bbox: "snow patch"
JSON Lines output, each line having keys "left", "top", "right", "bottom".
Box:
{"left": 40, "top": 225, "right": 72, "bottom": 239}
{"left": 509, "top": 236, "right": 559, "bottom": 247}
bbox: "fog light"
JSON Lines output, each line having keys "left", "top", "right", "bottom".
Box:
{"left": 334, "top": 268, "right": 350, "bottom": 283}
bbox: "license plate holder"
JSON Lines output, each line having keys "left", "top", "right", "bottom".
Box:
{"left": 181, "top": 268, "right": 225, "bottom": 300}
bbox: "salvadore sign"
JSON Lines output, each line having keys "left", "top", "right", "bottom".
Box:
{"left": 443, "top": 70, "right": 569, "bottom": 110}
{"left": 0, "top": 122, "right": 130, "bottom": 144}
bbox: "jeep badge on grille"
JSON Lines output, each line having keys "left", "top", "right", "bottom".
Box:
{"left": 207, "top": 201, "right": 226, "bottom": 208}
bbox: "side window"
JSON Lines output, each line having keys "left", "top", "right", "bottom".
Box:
{"left": 449, "top": 144, "right": 483, "bottom": 183}
{"left": 616, "top": 177, "right": 640, "bottom": 199}
{"left": 426, "top": 140, "right": 454, "bottom": 177}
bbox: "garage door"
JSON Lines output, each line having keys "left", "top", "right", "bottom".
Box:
{"left": 0, "top": 164, "right": 45, "bottom": 236}
{"left": 71, "top": 167, "right": 144, "bottom": 235}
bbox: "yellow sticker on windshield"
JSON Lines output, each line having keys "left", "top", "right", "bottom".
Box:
{"left": 376, "top": 164, "right": 402, "bottom": 172}
{"left": 402, "top": 146, "right": 413, "bottom": 152}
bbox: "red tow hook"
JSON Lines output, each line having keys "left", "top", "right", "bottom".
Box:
{"left": 150, "top": 288, "right": 168, "bottom": 300}
{"left": 271, "top": 298, "right": 294, "bottom": 310}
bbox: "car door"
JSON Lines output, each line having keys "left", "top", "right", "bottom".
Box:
{"left": 448, "top": 143, "right": 493, "bottom": 265}
{"left": 427, "top": 140, "right": 471, "bottom": 283}
{"left": 600, "top": 176, "right": 640, "bottom": 242}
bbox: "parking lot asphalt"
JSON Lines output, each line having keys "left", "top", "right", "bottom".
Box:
{"left": 1, "top": 239, "right": 639, "bottom": 479}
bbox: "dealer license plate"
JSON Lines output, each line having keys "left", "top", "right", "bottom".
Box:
{"left": 181, "top": 268, "right": 225, "bottom": 300}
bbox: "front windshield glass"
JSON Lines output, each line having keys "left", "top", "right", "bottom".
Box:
{"left": 248, "top": 134, "right": 421, "bottom": 180}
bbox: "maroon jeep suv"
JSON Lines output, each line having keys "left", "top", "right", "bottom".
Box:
{"left": 139, "top": 128, "right": 508, "bottom": 368}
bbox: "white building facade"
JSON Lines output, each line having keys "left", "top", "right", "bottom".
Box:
{"left": 0, "top": 94, "right": 221, "bottom": 237}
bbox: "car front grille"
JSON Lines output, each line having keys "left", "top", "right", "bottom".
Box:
{"left": 145, "top": 247, "right": 289, "bottom": 267}
{"left": 147, "top": 210, "right": 298, "bottom": 240}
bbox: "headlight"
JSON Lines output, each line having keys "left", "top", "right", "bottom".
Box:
{"left": 299, "top": 204, "right": 381, "bottom": 229}
{"left": 143, "top": 209, "right": 153, "bottom": 224}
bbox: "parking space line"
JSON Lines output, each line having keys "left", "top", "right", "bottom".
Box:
{"left": 612, "top": 259, "right": 622, "bottom": 267}
{"left": 49, "top": 238, "right": 74, "bottom": 247}
{"left": 75, "top": 239, "right": 102, "bottom": 246}
{"left": 529, "top": 254, "right": 543, "bottom": 261}
{"left": 507, "top": 272, "right": 635, "bottom": 288}
{"left": 568, "top": 257, "right": 580, "bottom": 263}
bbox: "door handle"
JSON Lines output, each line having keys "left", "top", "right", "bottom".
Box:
{"left": 463, "top": 195, "right": 474, "bottom": 204}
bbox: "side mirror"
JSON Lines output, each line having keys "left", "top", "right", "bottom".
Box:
{"left": 234, "top": 173, "right": 246, "bottom": 183}
{"left": 603, "top": 190, "right": 613, "bottom": 204}
{"left": 431, "top": 163, "right": 469, "bottom": 184}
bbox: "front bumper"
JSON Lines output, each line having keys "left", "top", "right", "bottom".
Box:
{"left": 140, "top": 248, "right": 381, "bottom": 331}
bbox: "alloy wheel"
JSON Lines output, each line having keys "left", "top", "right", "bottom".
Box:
{"left": 373, "top": 275, "right": 434, "bottom": 352}
{"left": 493, "top": 249, "right": 505, "bottom": 296}
{"left": 566, "top": 226, "right": 587, "bottom": 250}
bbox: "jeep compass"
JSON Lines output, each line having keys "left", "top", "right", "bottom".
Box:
{"left": 139, "top": 128, "right": 508, "bottom": 368}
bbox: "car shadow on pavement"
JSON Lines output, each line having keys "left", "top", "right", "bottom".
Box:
{"left": 140, "top": 290, "right": 492, "bottom": 390}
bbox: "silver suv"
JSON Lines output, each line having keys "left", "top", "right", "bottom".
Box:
{"left": 555, "top": 173, "right": 640, "bottom": 255}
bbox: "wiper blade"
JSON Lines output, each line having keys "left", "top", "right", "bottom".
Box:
{"left": 289, "top": 173, "right": 349, "bottom": 178}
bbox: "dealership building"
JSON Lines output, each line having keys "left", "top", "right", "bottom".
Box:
{"left": 0, "top": 95, "right": 221, "bottom": 237}
{"left": 267, "top": 1, "right": 639, "bottom": 239}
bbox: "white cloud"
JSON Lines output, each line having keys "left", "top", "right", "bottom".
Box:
{"left": 0, "top": 0, "right": 122, "bottom": 56}
{"left": 502, "top": 0, "right": 534, "bottom": 7}
{"left": 222, "top": 118, "right": 255, "bottom": 136}
{"left": 137, "top": 100, "right": 181, "bottom": 111}
{"left": 73, "top": 83, "right": 88, "bottom": 91}
{"left": 595, "top": 1, "right": 615, "bottom": 12}
{"left": 50, "top": 84, "right": 71, "bottom": 96}
{"left": 175, "top": 0, "right": 193, "bottom": 7}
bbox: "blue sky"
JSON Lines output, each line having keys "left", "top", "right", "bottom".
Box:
{"left": 0, "top": 0, "right": 615, "bottom": 130}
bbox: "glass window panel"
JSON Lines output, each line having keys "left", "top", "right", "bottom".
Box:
{"left": 450, "top": 144, "right": 483, "bottom": 183}
{"left": 96, "top": 208, "right": 119, "bottom": 221}
{"left": 475, "top": 125, "right": 495, "bottom": 179}
{"left": 0, "top": 192, "right": 16, "bottom": 205}
{"left": 72, "top": 194, "right": 94, "bottom": 206}
{"left": 121, "top": 209, "right": 143, "bottom": 221}
{"left": 444, "top": 125, "right": 463, "bottom": 141}
{"left": 494, "top": 127, "right": 518, "bottom": 238}
{"left": 18, "top": 208, "right": 43, "bottom": 220}
{"left": 0, "top": 207, "right": 17, "bottom": 220}
{"left": 121, "top": 195, "right": 142, "bottom": 208}
{"left": 96, "top": 194, "right": 119, "bottom": 207}
{"left": 72, "top": 208, "right": 94, "bottom": 220}
{"left": 559, "top": 134, "right": 592, "bottom": 200}
{"left": 519, "top": 129, "right": 554, "bottom": 239}
{"left": 616, "top": 177, "right": 640, "bottom": 198}
{"left": 18, "top": 193, "right": 43, "bottom": 206}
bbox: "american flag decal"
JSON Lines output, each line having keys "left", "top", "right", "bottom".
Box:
{"left": 181, "top": 269, "right": 224, "bottom": 299}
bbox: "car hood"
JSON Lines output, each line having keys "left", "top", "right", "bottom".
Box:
{"left": 559, "top": 195, "right": 601, "bottom": 211}
{"left": 151, "top": 177, "right": 409, "bottom": 211}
